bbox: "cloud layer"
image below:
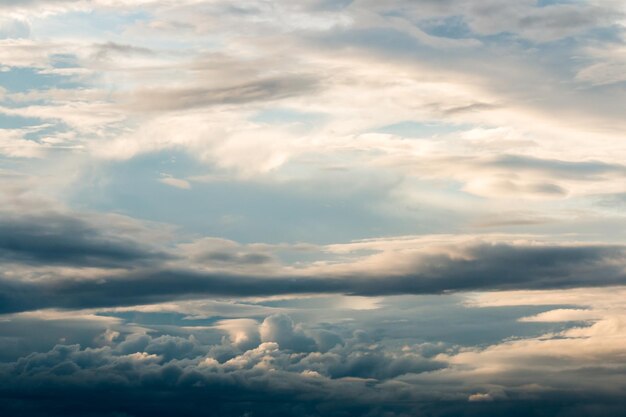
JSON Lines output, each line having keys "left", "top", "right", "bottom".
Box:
{"left": 1, "top": 0, "right": 626, "bottom": 416}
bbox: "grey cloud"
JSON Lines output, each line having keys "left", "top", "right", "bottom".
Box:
{"left": 139, "top": 335, "right": 202, "bottom": 361}
{"left": 0, "top": 0, "right": 79, "bottom": 8}
{"left": 0, "top": 314, "right": 122, "bottom": 362}
{"left": 91, "top": 41, "right": 154, "bottom": 62}
{"left": 595, "top": 192, "right": 626, "bottom": 208}
{"left": 1, "top": 243, "right": 625, "bottom": 314}
{"left": 0, "top": 214, "right": 171, "bottom": 267}
{"left": 201, "top": 251, "right": 273, "bottom": 265}
{"left": 299, "top": 345, "right": 442, "bottom": 380}
{"left": 0, "top": 18, "right": 30, "bottom": 39}
{"left": 312, "top": 329, "right": 344, "bottom": 352}
{"left": 307, "top": 0, "right": 354, "bottom": 12}
{"left": 487, "top": 155, "right": 626, "bottom": 181}
{"left": 471, "top": 211, "right": 553, "bottom": 228}
{"left": 428, "top": 0, "right": 614, "bottom": 41}
{"left": 353, "top": 0, "right": 618, "bottom": 42}
{"left": 463, "top": 2, "right": 615, "bottom": 41}
{"left": 126, "top": 76, "right": 319, "bottom": 112}
{"left": 483, "top": 180, "right": 567, "bottom": 197}
{"left": 440, "top": 102, "right": 498, "bottom": 115}
{"left": 411, "top": 154, "right": 626, "bottom": 198}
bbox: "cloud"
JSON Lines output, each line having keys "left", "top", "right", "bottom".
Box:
{"left": 0, "top": 17, "right": 30, "bottom": 39}
{"left": 0, "top": 310, "right": 124, "bottom": 362}
{"left": 0, "top": 212, "right": 171, "bottom": 267}
{"left": 1, "top": 309, "right": 626, "bottom": 417}
{"left": 484, "top": 155, "right": 626, "bottom": 179}
{"left": 159, "top": 175, "right": 191, "bottom": 190}
{"left": 91, "top": 41, "right": 154, "bottom": 63}
{"left": 462, "top": 1, "right": 616, "bottom": 42}
{"left": 215, "top": 318, "right": 261, "bottom": 350}
{"left": 392, "top": 152, "right": 626, "bottom": 199}
{"left": 0, "top": 39, "right": 58, "bottom": 68}
{"left": 260, "top": 314, "right": 317, "bottom": 351}
{"left": 0, "top": 238, "right": 625, "bottom": 314}
{"left": 0, "top": 313, "right": 451, "bottom": 417}
{"left": 1, "top": 2, "right": 626, "bottom": 415}
{"left": 125, "top": 76, "right": 320, "bottom": 112}
{"left": 468, "top": 392, "right": 494, "bottom": 402}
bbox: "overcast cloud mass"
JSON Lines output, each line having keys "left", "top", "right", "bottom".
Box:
{"left": 1, "top": 1, "right": 626, "bottom": 416}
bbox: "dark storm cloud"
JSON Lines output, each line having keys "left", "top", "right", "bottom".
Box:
{"left": 0, "top": 214, "right": 170, "bottom": 267}
{"left": 1, "top": 243, "right": 624, "bottom": 314}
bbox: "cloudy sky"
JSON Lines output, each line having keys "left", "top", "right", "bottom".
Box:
{"left": 1, "top": 1, "right": 626, "bottom": 416}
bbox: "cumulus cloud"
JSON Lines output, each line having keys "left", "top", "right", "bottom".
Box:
{"left": 215, "top": 318, "right": 261, "bottom": 350}
{"left": 0, "top": 314, "right": 449, "bottom": 417}
{"left": 260, "top": 314, "right": 317, "bottom": 351}
{"left": 2, "top": 308, "right": 626, "bottom": 417}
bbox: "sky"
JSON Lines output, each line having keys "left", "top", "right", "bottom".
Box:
{"left": 0, "top": 1, "right": 626, "bottom": 416}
